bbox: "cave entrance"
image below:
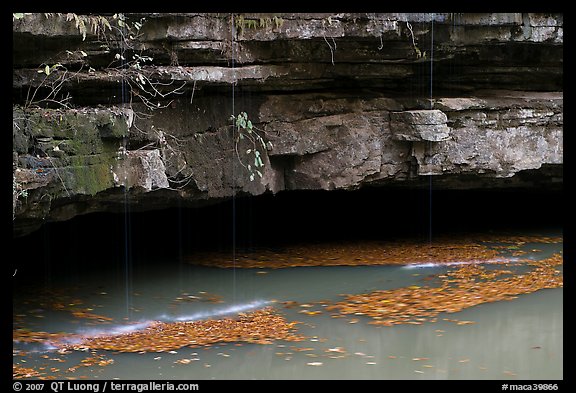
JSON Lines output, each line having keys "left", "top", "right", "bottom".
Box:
{"left": 13, "top": 186, "right": 562, "bottom": 268}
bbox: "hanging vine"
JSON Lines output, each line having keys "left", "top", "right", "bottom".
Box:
{"left": 230, "top": 112, "right": 270, "bottom": 182}
{"left": 406, "top": 21, "right": 427, "bottom": 59}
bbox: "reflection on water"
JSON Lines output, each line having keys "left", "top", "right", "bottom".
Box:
{"left": 13, "top": 231, "right": 562, "bottom": 380}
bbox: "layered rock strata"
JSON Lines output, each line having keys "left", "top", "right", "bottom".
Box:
{"left": 12, "top": 13, "right": 563, "bottom": 235}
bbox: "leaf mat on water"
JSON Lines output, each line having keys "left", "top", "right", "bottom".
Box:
{"left": 186, "top": 234, "right": 561, "bottom": 269}
{"left": 14, "top": 288, "right": 113, "bottom": 324}
{"left": 326, "top": 253, "right": 563, "bottom": 326}
{"left": 13, "top": 351, "right": 115, "bottom": 379}
{"left": 64, "top": 307, "right": 304, "bottom": 353}
{"left": 13, "top": 364, "right": 44, "bottom": 379}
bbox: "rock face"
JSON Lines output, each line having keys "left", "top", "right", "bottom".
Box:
{"left": 12, "top": 13, "right": 563, "bottom": 236}
{"left": 390, "top": 110, "right": 451, "bottom": 142}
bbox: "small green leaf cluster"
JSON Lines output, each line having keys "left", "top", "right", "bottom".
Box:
{"left": 41, "top": 13, "right": 139, "bottom": 42}
{"left": 234, "top": 15, "right": 284, "bottom": 31}
{"left": 114, "top": 13, "right": 146, "bottom": 40}
{"left": 13, "top": 178, "right": 28, "bottom": 199}
{"left": 231, "top": 112, "right": 267, "bottom": 182}
{"left": 62, "top": 13, "right": 112, "bottom": 41}
{"left": 131, "top": 54, "right": 153, "bottom": 70}
{"left": 37, "top": 63, "right": 63, "bottom": 76}
{"left": 414, "top": 46, "right": 427, "bottom": 59}
{"left": 13, "top": 13, "right": 32, "bottom": 21}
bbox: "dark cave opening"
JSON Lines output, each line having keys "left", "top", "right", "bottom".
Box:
{"left": 13, "top": 187, "right": 563, "bottom": 274}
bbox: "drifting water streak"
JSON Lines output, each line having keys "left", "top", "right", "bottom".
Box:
{"left": 167, "top": 299, "right": 271, "bottom": 322}
{"left": 403, "top": 258, "right": 522, "bottom": 269}
{"left": 51, "top": 299, "right": 273, "bottom": 347}
{"left": 77, "top": 321, "right": 154, "bottom": 339}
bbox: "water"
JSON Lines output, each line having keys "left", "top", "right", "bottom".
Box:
{"left": 13, "top": 231, "right": 562, "bottom": 380}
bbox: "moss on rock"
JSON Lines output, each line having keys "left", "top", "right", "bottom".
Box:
{"left": 66, "top": 156, "right": 114, "bottom": 196}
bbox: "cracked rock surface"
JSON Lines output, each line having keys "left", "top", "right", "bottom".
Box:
{"left": 13, "top": 13, "right": 562, "bottom": 236}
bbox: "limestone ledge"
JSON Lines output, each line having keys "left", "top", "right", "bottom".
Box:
{"left": 12, "top": 13, "right": 563, "bottom": 236}
{"left": 12, "top": 90, "right": 562, "bottom": 235}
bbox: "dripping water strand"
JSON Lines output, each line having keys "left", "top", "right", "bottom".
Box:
{"left": 119, "top": 19, "right": 132, "bottom": 322}
{"left": 123, "top": 184, "right": 132, "bottom": 322}
{"left": 230, "top": 14, "right": 237, "bottom": 305}
{"left": 428, "top": 15, "right": 434, "bottom": 251}
{"left": 177, "top": 198, "right": 183, "bottom": 293}
{"left": 429, "top": 14, "right": 434, "bottom": 101}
